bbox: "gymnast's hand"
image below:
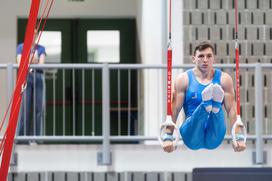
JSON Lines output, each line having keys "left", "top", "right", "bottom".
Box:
{"left": 232, "top": 139, "right": 246, "bottom": 152}
{"left": 162, "top": 140, "right": 175, "bottom": 153}
{"left": 232, "top": 125, "right": 246, "bottom": 152}
{"left": 161, "top": 128, "right": 176, "bottom": 153}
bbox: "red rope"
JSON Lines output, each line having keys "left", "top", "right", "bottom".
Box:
{"left": 0, "top": 0, "right": 54, "bottom": 180}
{"left": 235, "top": 0, "right": 241, "bottom": 116}
{"left": 36, "top": 0, "right": 50, "bottom": 32}
{"left": 0, "top": 98, "right": 13, "bottom": 133}
{"left": 0, "top": 1, "right": 40, "bottom": 179}
{"left": 0, "top": 132, "right": 7, "bottom": 156}
{"left": 167, "top": 0, "right": 173, "bottom": 116}
{"left": 169, "top": 0, "right": 172, "bottom": 38}
{"left": 0, "top": 0, "right": 53, "bottom": 134}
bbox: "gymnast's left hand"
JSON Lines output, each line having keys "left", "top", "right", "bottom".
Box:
{"left": 232, "top": 126, "right": 246, "bottom": 152}
{"left": 162, "top": 140, "right": 175, "bottom": 153}
{"left": 232, "top": 140, "right": 246, "bottom": 152}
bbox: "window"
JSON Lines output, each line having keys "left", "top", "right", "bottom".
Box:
{"left": 39, "top": 31, "right": 62, "bottom": 63}
{"left": 87, "top": 30, "right": 120, "bottom": 63}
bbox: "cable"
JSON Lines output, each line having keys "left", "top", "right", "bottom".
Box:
{"left": 232, "top": 0, "right": 247, "bottom": 148}
{"left": 234, "top": 0, "right": 240, "bottom": 116}
{"left": 159, "top": 0, "right": 179, "bottom": 149}
{"left": 0, "top": 1, "right": 54, "bottom": 180}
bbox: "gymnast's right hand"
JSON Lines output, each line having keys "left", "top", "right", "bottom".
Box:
{"left": 162, "top": 132, "right": 175, "bottom": 153}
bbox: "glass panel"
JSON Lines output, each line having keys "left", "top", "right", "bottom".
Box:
{"left": 87, "top": 30, "right": 120, "bottom": 63}
{"left": 39, "top": 31, "right": 62, "bottom": 63}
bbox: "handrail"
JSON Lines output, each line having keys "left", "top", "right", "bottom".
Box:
{"left": 1, "top": 63, "right": 272, "bottom": 69}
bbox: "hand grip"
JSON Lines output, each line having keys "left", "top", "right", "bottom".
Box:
{"left": 159, "top": 115, "right": 180, "bottom": 149}
{"left": 231, "top": 115, "right": 247, "bottom": 147}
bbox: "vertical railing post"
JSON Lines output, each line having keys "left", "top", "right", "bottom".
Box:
{"left": 97, "top": 63, "right": 111, "bottom": 165}
{"left": 254, "top": 63, "right": 264, "bottom": 164}
{"left": 7, "top": 64, "right": 13, "bottom": 108}
{"left": 8, "top": 64, "right": 17, "bottom": 165}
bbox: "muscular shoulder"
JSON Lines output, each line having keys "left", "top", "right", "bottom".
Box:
{"left": 221, "top": 72, "right": 234, "bottom": 93}
{"left": 174, "top": 72, "right": 188, "bottom": 93}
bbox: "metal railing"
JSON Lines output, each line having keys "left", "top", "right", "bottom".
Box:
{"left": 0, "top": 63, "right": 271, "bottom": 165}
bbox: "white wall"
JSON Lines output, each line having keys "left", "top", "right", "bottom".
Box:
{"left": 0, "top": 1, "right": 17, "bottom": 63}
{"left": 0, "top": 1, "right": 17, "bottom": 123}
{"left": 139, "top": 0, "right": 165, "bottom": 138}
{"left": 172, "top": 0, "right": 183, "bottom": 66}
{"left": 14, "top": 142, "right": 268, "bottom": 172}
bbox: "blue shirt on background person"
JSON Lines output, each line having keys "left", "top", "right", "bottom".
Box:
{"left": 16, "top": 41, "right": 46, "bottom": 138}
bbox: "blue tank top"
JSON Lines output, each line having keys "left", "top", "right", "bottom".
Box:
{"left": 183, "top": 68, "right": 222, "bottom": 118}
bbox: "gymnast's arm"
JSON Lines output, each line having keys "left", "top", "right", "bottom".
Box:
{"left": 162, "top": 72, "right": 188, "bottom": 152}
{"left": 221, "top": 73, "right": 236, "bottom": 130}
{"left": 172, "top": 73, "right": 188, "bottom": 124}
{"left": 222, "top": 72, "right": 246, "bottom": 152}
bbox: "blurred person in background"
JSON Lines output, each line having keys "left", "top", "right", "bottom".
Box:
{"left": 17, "top": 29, "right": 46, "bottom": 139}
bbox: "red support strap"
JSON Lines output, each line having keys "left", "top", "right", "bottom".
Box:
{"left": 167, "top": 48, "right": 173, "bottom": 116}
{"left": 235, "top": 48, "right": 240, "bottom": 115}
{"left": 166, "top": 0, "right": 173, "bottom": 116}
{"left": 234, "top": 0, "right": 241, "bottom": 116}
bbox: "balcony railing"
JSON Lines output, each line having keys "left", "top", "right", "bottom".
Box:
{"left": 0, "top": 63, "right": 271, "bottom": 165}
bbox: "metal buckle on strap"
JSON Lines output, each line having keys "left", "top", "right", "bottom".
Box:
{"left": 21, "top": 82, "right": 27, "bottom": 94}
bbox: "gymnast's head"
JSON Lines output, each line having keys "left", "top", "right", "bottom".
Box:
{"left": 193, "top": 41, "right": 215, "bottom": 56}
{"left": 192, "top": 41, "right": 215, "bottom": 69}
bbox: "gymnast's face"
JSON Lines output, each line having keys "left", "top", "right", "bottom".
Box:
{"left": 192, "top": 47, "right": 215, "bottom": 72}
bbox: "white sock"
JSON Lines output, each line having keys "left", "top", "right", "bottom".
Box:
{"left": 201, "top": 83, "right": 213, "bottom": 112}
{"left": 212, "top": 84, "right": 224, "bottom": 113}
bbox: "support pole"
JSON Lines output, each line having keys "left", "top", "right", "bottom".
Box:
{"left": 98, "top": 63, "right": 111, "bottom": 165}
{"left": 254, "top": 63, "right": 264, "bottom": 164}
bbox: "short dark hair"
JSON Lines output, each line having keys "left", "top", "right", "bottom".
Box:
{"left": 193, "top": 41, "right": 215, "bottom": 55}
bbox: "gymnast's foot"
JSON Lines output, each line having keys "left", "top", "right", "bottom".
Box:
{"left": 212, "top": 84, "right": 224, "bottom": 113}
{"left": 201, "top": 83, "right": 213, "bottom": 112}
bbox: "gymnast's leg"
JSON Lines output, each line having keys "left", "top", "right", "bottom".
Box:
{"left": 204, "top": 109, "right": 226, "bottom": 149}
{"left": 180, "top": 84, "right": 213, "bottom": 150}
{"left": 180, "top": 105, "right": 210, "bottom": 150}
{"left": 204, "top": 84, "right": 226, "bottom": 149}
